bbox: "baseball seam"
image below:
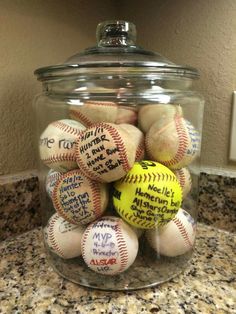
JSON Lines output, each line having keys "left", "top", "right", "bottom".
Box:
{"left": 121, "top": 172, "right": 178, "bottom": 184}
{"left": 70, "top": 101, "right": 117, "bottom": 127}
{"left": 173, "top": 217, "right": 193, "bottom": 248}
{"left": 116, "top": 221, "right": 129, "bottom": 273}
{"left": 176, "top": 169, "right": 186, "bottom": 189}
{"left": 51, "top": 120, "right": 82, "bottom": 136}
{"left": 145, "top": 118, "right": 176, "bottom": 161}
{"left": 118, "top": 207, "right": 156, "bottom": 229}
{"left": 81, "top": 224, "right": 91, "bottom": 267}
{"left": 176, "top": 169, "right": 191, "bottom": 191}
{"left": 135, "top": 137, "right": 145, "bottom": 161}
{"left": 163, "top": 116, "right": 189, "bottom": 168}
{"left": 46, "top": 172, "right": 62, "bottom": 184}
{"left": 42, "top": 153, "right": 77, "bottom": 166}
{"left": 47, "top": 215, "right": 65, "bottom": 258}
{"left": 103, "top": 123, "right": 131, "bottom": 173}
{"left": 88, "top": 181, "right": 103, "bottom": 220}
{"left": 70, "top": 109, "right": 94, "bottom": 127}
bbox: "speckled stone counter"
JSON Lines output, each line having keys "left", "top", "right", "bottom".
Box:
{"left": 0, "top": 223, "right": 235, "bottom": 313}
{"left": 198, "top": 172, "right": 236, "bottom": 232}
{"left": 0, "top": 171, "right": 40, "bottom": 241}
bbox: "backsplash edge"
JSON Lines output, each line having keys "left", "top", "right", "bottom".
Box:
{"left": 0, "top": 169, "right": 235, "bottom": 241}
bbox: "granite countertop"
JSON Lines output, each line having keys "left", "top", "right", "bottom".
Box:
{"left": 0, "top": 224, "right": 235, "bottom": 314}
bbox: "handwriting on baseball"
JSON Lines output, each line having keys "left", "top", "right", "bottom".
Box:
{"left": 90, "top": 231, "right": 118, "bottom": 272}
{"left": 78, "top": 126, "right": 123, "bottom": 175}
{"left": 114, "top": 183, "right": 180, "bottom": 226}
{"left": 58, "top": 174, "right": 92, "bottom": 223}
{"left": 88, "top": 220, "right": 119, "bottom": 272}
{"left": 186, "top": 122, "right": 200, "bottom": 156}
{"left": 40, "top": 137, "right": 76, "bottom": 150}
{"left": 59, "top": 219, "right": 80, "bottom": 233}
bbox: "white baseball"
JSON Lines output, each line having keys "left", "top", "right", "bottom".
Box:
{"left": 75, "top": 122, "right": 136, "bottom": 183}
{"left": 44, "top": 213, "right": 86, "bottom": 259}
{"left": 81, "top": 216, "right": 139, "bottom": 275}
{"left": 145, "top": 116, "right": 201, "bottom": 170}
{"left": 138, "top": 104, "right": 183, "bottom": 133}
{"left": 115, "top": 105, "right": 138, "bottom": 125}
{"left": 173, "top": 168, "right": 192, "bottom": 199}
{"left": 119, "top": 124, "right": 145, "bottom": 161}
{"left": 39, "top": 119, "right": 86, "bottom": 172}
{"left": 52, "top": 169, "right": 109, "bottom": 225}
{"left": 69, "top": 100, "right": 118, "bottom": 127}
{"left": 45, "top": 169, "right": 62, "bottom": 198}
{"left": 146, "top": 208, "right": 196, "bottom": 257}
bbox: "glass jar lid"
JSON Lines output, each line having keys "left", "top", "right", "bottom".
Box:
{"left": 34, "top": 20, "right": 199, "bottom": 80}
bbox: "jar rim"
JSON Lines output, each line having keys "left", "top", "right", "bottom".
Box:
{"left": 34, "top": 63, "right": 199, "bottom": 81}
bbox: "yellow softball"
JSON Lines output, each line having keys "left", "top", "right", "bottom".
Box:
{"left": 113, "top": 161, "right": 182, "bottom": 229}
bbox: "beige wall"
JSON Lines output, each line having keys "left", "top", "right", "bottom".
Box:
{"left": 120, "top": 0, "right": 236, "bottom": 171}
{"left": 0, "top": 0, "right": 116, "bottom": 175}
{"left": 1, "top": 0, "right": 236, "bottom": 175}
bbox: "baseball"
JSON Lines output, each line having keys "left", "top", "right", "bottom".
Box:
{"left": 115, "top": 105, "right": 138, "bottom": 125}
{"left": 81, "top": 216, "right": 139, "bottom": 275}
{"left": 113, "top": 160, "right": 182, "bottom": 229}
{"left": 69, "top": 100, "right": 118, "bottom": 127}
{"left": 145, "top": 116, "right": 201, "bottom": 170}
{"left": 39, "top": 119, "right": 86, "bottom": 172}
{"left": 145, "top": 208, "right": 196, "bottom": 257}
{"left": 45, "top": 169, "right": 62, "bottom": 198}
{"left": 52, "top": 169, "right": 109, "bottom": 225}
{"left": 173, "top": 168, "right": 192, "bottom": 199}
{"left": 119, "top": 124, "right": 145, "bottom": 161}
{"left": 138, "top": 104, "right": 183, "bottom": 133}
{"left": 44, "top": 213, "right": 86, "bottom": 259}
{"left": 75, "top": 122, "right": 136, "bottom": 183}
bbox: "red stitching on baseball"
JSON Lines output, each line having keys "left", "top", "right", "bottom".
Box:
{"left": 176, "top": 169, "right": 186, "bottom": 188}
{"left": 51, "top": 120, "right": 82, "bottom": 136}
{"left": 81, "top": 224, "right": 92, "bottom": 266}
{"left": 162, "top": 116, "right": 189, "bottom": 167}
{"left": 177, "top": 169, "right": 191, "bottom": 190}
{"left": 88, "top": 180, "right": 103, "bottom": 219}
{"left": 102, "top": 123, "right": 131, "bottom": 173}
{"left": 70, "top": 101, "right": 117, "bottom": 127}
{"left": 145, "top": 118, "right": 177, "bottom": 161}
{"left": 70, "top": 109, "right": 93, "bottom": 127}
{"left": 46, "top": 172, "right": 62, "bottom": 184}
{"left": 116, "top": 220, "right": 129, "bottom": 273}
{"left": 173, "top": 217, "right": 193, "bottom": 248}
{"left": 47, "top": 215, "right": 65, "bottom": 258}
{"left": 135, "top": 136, "right": 145, "bottom": 161}
{"left": 42, "top": 153, "right": 76, "bottom": 166}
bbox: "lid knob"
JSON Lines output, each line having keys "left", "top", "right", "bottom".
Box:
{"left": 96, "top": 20, "right": 137, "bottom": 47}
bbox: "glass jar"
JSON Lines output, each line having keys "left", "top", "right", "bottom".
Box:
{"left": 34, "top": 20, "right": 204, "bottom": 290}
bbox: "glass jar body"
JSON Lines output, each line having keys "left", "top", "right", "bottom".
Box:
{"left": 35, "top": 74, "right": 204, "bottom": 290}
